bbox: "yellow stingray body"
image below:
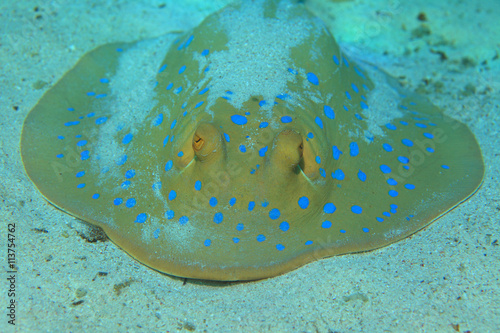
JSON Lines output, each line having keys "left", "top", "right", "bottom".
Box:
{"left": 21, "top": 0, "right": 484, "bottom": 280}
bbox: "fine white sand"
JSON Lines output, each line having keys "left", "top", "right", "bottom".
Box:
{"left": 1, "top": 0, "right": 499, "bottom": 332}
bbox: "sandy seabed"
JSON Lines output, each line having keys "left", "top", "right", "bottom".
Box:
{"left": 1, "top": 0, "right": 499, "bottom": 332}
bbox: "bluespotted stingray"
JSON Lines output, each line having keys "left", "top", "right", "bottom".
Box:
{"left": 21, "top": 0, "right": 484, "bottom": 281}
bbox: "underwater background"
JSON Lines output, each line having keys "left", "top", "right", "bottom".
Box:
{"left": 1, "top": 0, "right": 499, "bottom": 331}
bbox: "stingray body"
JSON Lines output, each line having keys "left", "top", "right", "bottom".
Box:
{"left": 21, "top": 0, "right": 484, "bottom": 280}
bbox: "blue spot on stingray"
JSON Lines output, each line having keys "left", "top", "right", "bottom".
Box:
{"left": 350, "top": 142, "right": 359, "bottom": 157}
{"left": 75, "top": 171, "right": 85, "bottom": 178}
{"left": 360, "top": 101, "right": 368, "bottom": 109}
{"left": 236, "top": 223, "right": 244, "bottom": 231}
{"left": 423, "top": 133, "right": 434, "bottom": 139}
{"left": 87, "top": 92, "right": 95, "bottom": 96}
{"left": 230, "top": 198, "right": 236, "bottom": 206}
{"left": 168, "top": 190, "right": 177, "bottom": 201}
{"left": 153, "top": 229, "right": 160, "bottom": 239}
{"left": 204, "top": 239, "right": 211, "bottom": 247}
{"left": 231, "top": 115, "right": 247, "bottom": 125}
{"left": 166, "top": 83, "right": 173, "bottom": 90}
{"left": 398, "top": 156, "right": 410, "bottom": 164}
{"left": 126, "top": 198, "right": 136, "bottom": 208}
{"left": 239, "top": 145, "right": 246, "bottom": 153}
{"left": 165, "top": 210, "right": 174, "bottom": 219}
{"left": 57, "top": 136, "right": 64, "bottom": 140}
{"left": 259, "top": 146, "right": 269, "bottom": 157}
{"left": 427, "top": 147, "right": 435, "bottom": 153}
{"left": 233, "top": 237, "right": 240, "bottom": 243}
{"left": 376, "top": 217, "right": 384, "bottom": 222}
{"left": 315, "top": 156, "right": 321, "bottom": 164}
{"left": 163, "top": 135, "right": 169, "bottom": 147}
{"left": 332, "top": 169, "right": 345, "bottom": 180}
{"left": 209, "top": 197, "right": 218, "bottom": 207}
{"left": 114, "top": 198, "right": 123, "bottom": 206}
{"left": 298, "top": 197, "right": 309, "bottom": 209}
{"left": 405, "top": 184, "right": 416, "bottom": 190}
{"left": 76, "top": 140, "right": 87, "bottom": 147}
{"left": 269, "top": 208, "right": 280, "bottom": 220}
{"left": 276, "top": 244, "right": 285, "bottom": 251}
{"left": 257, "top": 235, "right": 266, "bottom": 242}
{"left": 345, "top": 91, "right": 352, "bottom": 100}
{"left": 158, "top": 64, "right": 166, "bottom": 73}
{"left": 388, "top": 190, "right": 398, "bottom": 197}
{"left": 357, "top": 170, "right": 367, "bottom": 182}
{"left": 179, "top": 216, "right": 189, "bottom": 225}
{"left": 122, "top": 133, "right": 133, "bottom": 145}
{"left": 153, "top": 113, "right": 163, "bottom": 126}
{"left": 177, "top": 151, "right": 184, "bottom": 157}
{"left": 281, "top": 116, "right": 292, "bottom": 123}
{"left": 383, "top": 143, "right": 393, "bottom": 152}
{"left": 95, "top": 117, "right": 107, "bottom": 125}
{"left": 362, "top": 228, "right": 369, "bottom": 233}
{"left": 116, "top": 155, "right": 127, "bottom": 166}
{"left": 259, "top": 122, "right": 268, "bottom": 128}
{"left": 324, "top": 203, "right": 336, "bottom": 214}
{"left": 307, "top": 72, "right": 319, "bottom": 85}
{"left": 415, "top": 123, "right": 427, "bottom": 128}
{"left": 315, "top": 117, "right": 323, "bottom": 129}
{"left": 333, "top": 55, "right": 340, "bottom": 65}
{"left": 385, "top": 123, "right": 396, "bottom": 130}
{"left": 308, "top": 132, "right": 314, "bottom": 139}
{"left": 135, "top": 213, "right": 147, "bottom": 223}
{"left": 178, "top": 65, "right": 186, "bottom": 74}
{"left": 380, "top": 165, "right": 392, "bottom": 174}
{"left": 322, "top": 221, "right": 332, "bottom": 229}
{"left": 351, "top": 205, "right": 362, "bottom": 214}
{"left": 201, "top": 49, "right": 209, "bottom": 56}
{"left": 248, "top": 201, "right": 255, "bottom": 211}
{"left": 332, "top": 146, "right": 343, "bottom": 160}
{"left": 342, "top": 56, "right": 350, "bottom": 67}
{"left": 305, "top": 240, "right": 313, "bottom": 245}
{"left": 174, "top": 86, "right": 182, "bottom": 94}
{"left": 351, "top": 83, "right": 359, "bottom": 93}
{"left": 324, "top": 105, "right": 335, "bottom": 119}
{"left": 199, "top": 87, "right": 209, "bottom": 95}
{"left": 195, "top": 180, "right": 202, "bottom": 191}
{"left": 258, "top": 100, "right": 267, "bottom": 107}
{"left": 288, "top": 68, "right": 298, "bottom": 75}
{"left": 152, "top": 182, "right": 162, "bottom": 190}
{"left": 400, "top": 121, "right": 408, "bottom": 126}
{"left": 125, "top": 169, "right": 136, "bottom": 179}
{"left": 214, "top": 212, "right": 223, "bottom": 224}
{"left": 387, "top": 178, "right": 398, "bottom": 186}
{"left": 319, "top": 168, "right": 326, "bottom": 177}
{"left": 170, "top": 119, "right": 177, "bottom": 129}
{"left": 195, "top": 101, "right": 204, "bottom": 108}
{"left": 65, "top": 121, "right": 80, "bottom": 126}
{"left": 224, "top": 133, "right": 230, "bottom": 142}
{"left": 402, "top": 138, "right": 414, "bottom": 147}
{"left": 442, "top": 165, "right": 450, "bottom": 169}
{"left": 165, "top": 160, "right": 173, "bottom": 172}
{"left": 80, "top": 150, "right": 90, "bottom": 160}
{"left": 279, "top": 222, "right": 289, "bottom": 232}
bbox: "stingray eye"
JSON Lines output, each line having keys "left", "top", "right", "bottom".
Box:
{"left": 193, "top": 134, "right": 204, "bottom": 151}
{"left": 272, "top": 129, "right": 304, "bottom": 171}
{"left": 192, "top": 123, "right": 223, "bottom": 162}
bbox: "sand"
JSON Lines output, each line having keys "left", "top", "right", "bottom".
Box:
{"left": 1, "top": 0, "right": 499, "bottom": 331}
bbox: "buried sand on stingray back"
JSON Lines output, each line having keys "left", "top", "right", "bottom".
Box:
{"left": 20, "top": 0, "right": 484, "bottom": 281}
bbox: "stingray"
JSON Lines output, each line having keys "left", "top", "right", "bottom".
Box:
{"left": 21, "top": 0, "right": 484, "bottom": 281}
